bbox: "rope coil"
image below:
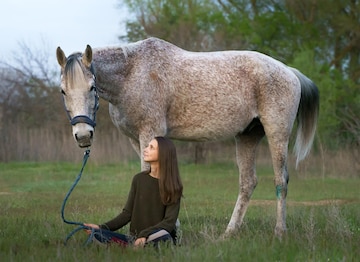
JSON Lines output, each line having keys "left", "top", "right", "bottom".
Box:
{"left": 61, "top": 149, "right": 97, "bottom": 245}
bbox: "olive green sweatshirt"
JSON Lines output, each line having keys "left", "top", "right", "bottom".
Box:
{"left": 100, "top": 171, "right": 180, "bottom": 239}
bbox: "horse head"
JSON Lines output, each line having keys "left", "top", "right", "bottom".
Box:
{"left": 56, "top": 45, "right": 99, "bottom": 148}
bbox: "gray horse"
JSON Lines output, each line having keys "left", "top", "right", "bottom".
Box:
{"left": 56, "top": 37, "right": 319, "bottom": 238}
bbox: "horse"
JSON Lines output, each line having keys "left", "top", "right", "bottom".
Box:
{"left": 56, "top": 37, "right": 319, "bottom": 238}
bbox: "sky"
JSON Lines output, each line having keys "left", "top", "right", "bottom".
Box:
{"left": 0, "top": 0, "right": 128, "bottom": 65}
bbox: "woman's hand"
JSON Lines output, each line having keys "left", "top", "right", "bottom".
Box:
{"left": 134, "top": 237, "right": 146, "bottom": 247}
{"left": 83, "top": 223, "right": 100, "bottom": 234}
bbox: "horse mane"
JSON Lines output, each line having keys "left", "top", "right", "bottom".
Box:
{"left": 63, "top": 53, "right": 95, "bottom": 87}
{"left": 122, "top": 42, "right": 140, "bottom": 61}
{"left": 120, "top": 37, "right": 178, "bottom": 62}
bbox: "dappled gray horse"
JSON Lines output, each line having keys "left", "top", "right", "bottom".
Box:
{"left": 56, "top": 37, "right": 319, "bottom": 237}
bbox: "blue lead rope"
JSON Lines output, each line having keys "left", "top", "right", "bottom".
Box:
{"left": 61, "top": 149, "right": 96, "bottom": 245}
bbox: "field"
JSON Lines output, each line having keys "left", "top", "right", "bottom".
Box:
{"left": 0, "top": 160, "right": 359, "bottom": 261}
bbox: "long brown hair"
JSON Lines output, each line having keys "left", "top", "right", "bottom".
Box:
{"left": 155, "top": 137, "right": 183, "bottom": 205}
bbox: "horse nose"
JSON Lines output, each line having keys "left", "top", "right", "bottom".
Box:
{"left": 74, "top": 130, "right": 93, "bottom": 148}
{"left": 75, "top": 130, "right": 93, "bottom": 140}
{"left": 75, "top": 131, "right": 94, "bottom": 141}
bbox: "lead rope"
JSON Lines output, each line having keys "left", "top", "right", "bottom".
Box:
{"left": 61, "top": 149, "right": 96, "bottom": 245}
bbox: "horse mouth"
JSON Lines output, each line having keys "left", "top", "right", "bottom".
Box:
{"left": 78, "top": 142, "right": 92, "bottom": 148}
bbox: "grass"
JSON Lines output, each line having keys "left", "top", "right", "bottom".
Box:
{"left": 0, "top": 161, "right": 359, "bottom": 261}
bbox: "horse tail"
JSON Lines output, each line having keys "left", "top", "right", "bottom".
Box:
{"left": 289, "top": 67, "right": 319, "bottom": 168}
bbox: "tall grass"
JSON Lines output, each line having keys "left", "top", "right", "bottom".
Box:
{"left": 0, "top": 161, "right": 359, "bottom": 261}
{"left": 0, "top": 126, "right": 359, "bottom": 180}
{"left": 1, "top": 123, "right": 359, "bottom": 178}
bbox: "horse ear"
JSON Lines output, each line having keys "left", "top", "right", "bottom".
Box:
{"left": 56, "top": 47, "right": 67, "bottom": 68}
{"left": 82, "top": 45, "right": 93, "bottom": 68}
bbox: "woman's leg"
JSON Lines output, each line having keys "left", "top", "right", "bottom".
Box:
{"left": 93, "top": 229, "right": 129, "bottom": 247}
{"left": 146, "top": 229, "right": 173, "bottom": 246}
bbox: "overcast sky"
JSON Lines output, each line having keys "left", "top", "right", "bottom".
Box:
{"left": 0, "top": 0, "right": 128, "bottom": 65}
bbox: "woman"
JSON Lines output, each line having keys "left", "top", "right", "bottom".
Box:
{"left": 84, "top": 136, "right": 183, "bottom": 247}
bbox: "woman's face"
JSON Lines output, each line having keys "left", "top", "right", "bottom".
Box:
{"left": 143, "top": 139, "right": 159, "bottom": 163}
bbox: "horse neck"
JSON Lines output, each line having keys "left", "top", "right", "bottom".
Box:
{"left": 92, "top": 47, "right": 131, "bottom": 103}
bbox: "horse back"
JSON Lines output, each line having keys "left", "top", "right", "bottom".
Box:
{"left": 136, "top": 42, "right": 300, "bottom": 140}
{"left": 102, "top": 38, "right": 301, "bottom": 141}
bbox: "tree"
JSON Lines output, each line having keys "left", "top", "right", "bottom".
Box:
{"left": 0, "top": 41, "right": 61, "bottom": 128}
{"left": 286, "top": 0, "right": 360, "bottom": 149}
{"left": 120, "top": 0, "right": 233, "bottom": 51}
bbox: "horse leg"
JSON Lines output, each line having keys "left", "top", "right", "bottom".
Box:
{"left": 128, "top": 137, "right": 141, "bottom": 156}
{"left": 225, "top": 127, "right": 264, "bottom": 236}
{"left": 266, "top": 134, "right": 290, "bottom": 238}
{"left": 127, "top": 137, "right": 149, "bottom": 170}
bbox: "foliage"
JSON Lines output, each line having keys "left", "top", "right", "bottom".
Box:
{"left": 120, "top": 0, "right": 227, "bottom": 51}
{"left": 0, "top": 42, "right": 61, "bottom": 128}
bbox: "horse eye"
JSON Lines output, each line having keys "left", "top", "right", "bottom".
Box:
{"left": 90, "top": 85, "right": 96, "bottom": 91}
{"left": 61, "top": 89, "right": 66, "bottom": 95}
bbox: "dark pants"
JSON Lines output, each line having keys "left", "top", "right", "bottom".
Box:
{"left": 93, "top": 229, "right": 174, "bottom": 247}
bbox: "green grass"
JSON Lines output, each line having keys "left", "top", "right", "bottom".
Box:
{"left": 0, "top": 161, "right": 359, "bottom": 261}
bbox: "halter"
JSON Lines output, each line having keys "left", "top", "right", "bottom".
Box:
{"left": 62, "top": 63, "right": 100, "bottom": 128}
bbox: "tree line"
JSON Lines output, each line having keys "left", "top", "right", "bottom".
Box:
{"left": 0, "top": 0, "right": 359, "bottom": 168}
